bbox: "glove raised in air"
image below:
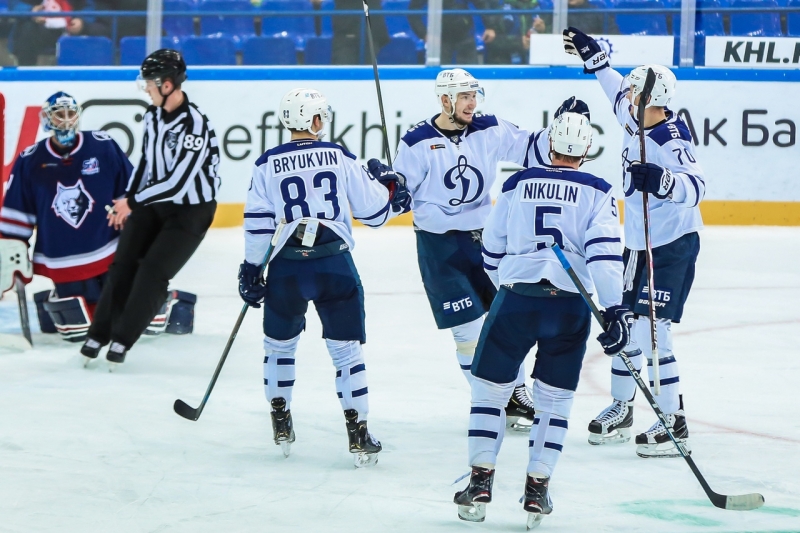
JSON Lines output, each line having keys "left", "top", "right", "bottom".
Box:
{"left": 555, "top": 96, "right": 591, "bottom": 122}
{"left": 563, "top": 26, "right": 609, "bottom": 74}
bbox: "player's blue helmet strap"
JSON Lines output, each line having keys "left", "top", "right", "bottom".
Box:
{"left": 40, "top": 92, "right": 81, "bottom": 147}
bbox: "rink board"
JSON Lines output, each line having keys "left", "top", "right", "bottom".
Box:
{"left": 1, "top": 67, "right": 798, "bottom": 226}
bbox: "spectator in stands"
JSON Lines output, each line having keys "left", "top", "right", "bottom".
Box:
{"left": 485, "top": 0, "right": 544, "bottom": 64}
{"left": 408, "top": 0, "right": 501, "bottom": 64}
{"left": 11, "top": 0, "right": 87, "bottom": 66}
{"left": 314, "top": 0, "right": 390, "bottom": 64}
{"left": 534, "top": 0, "right": 615, "bottom": 35}
{"left": 67, "top": 0, "right": 147, "bottom": 42}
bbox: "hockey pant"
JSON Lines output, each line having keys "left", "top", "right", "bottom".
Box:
{"left": 611, "top": 316, "right": 680, "bottom": 414}
{"left": 263, "top": 334, "right": 370, "bottom": 421}
{"left": 468, "top": 377, "right": 573, "bottom": 478}
{"left": 452, "top": 316, "right": 526, "bottom": 387}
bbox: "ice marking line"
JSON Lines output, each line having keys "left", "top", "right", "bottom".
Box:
{"left": 619, "top": 500, "right": 722, "bottom": 527}
{"left": 582, "top": 319, "right": 800, "bottom": 444}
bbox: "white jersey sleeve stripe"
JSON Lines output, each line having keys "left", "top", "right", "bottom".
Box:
{"left": 586, "top": 254, "right": 624, "bottom": 264}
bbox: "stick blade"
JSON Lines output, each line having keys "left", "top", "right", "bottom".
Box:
{"left": 173, "top": 399, "right": 200, "bottom": 421}
{"left": 708, "top": 491, "right": 765, "bottom": 511}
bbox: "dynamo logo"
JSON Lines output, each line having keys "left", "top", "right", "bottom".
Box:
{"left": 443, "top": 155, "right": 485, "bottom": 207}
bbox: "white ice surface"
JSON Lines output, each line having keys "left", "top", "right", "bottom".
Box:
{"left": 1, "top": 226, "right": 799, "bottom": 533}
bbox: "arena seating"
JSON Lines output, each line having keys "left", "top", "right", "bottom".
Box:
{"left": 56, "top": 36, "right": 114, "bottom": 66}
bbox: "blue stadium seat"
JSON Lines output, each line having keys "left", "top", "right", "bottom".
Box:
{"left": 119, "top": 37, "right": 183, "bottom": 66}
{"left": 787, "top": 0, "right": 800, "bottom": 35}
{"left": 199, "top": 0, "right": 255, "bottom": 41}
{"left": 164, "top": 0, "right": 196, "bottom": 37}
{"left": 377, "top": 34, "right": 418, "bottom": 64}
{"left": 261, "top": 0, "right": 315, "bottom": 42}
{"left": 729, "top": 0, "right": 782, "bottom": 36}
{"left": 614, "top": 0, "right": 669, "bottom": 35}
{"left": 242, "top": 36, "right": 297, "bottom": 64}
{"left": 304, "top": 35, "right": 332, "bottom": 64}
{"left": 384, "top": 0, "right": 425, "bottom": 50}
{"left": 57, "top": 36, "right": 113, "bottom": 66}
{"left": 181, "top": 35, "right": 237, "bottom": 65}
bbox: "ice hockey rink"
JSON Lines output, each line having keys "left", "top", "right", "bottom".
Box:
{"left": 1, "top": 225, "right": 798, "bottom": 533}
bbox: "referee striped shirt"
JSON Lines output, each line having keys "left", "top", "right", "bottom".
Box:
{"left": 127, "top": 94, "right": 220, "bottom": 208}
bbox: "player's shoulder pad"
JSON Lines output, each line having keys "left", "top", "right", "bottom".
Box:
{"left": 648, "top": 115, "right": 693, "bottom": 147}
{"left": 19, "top": 141, "right": 43, "bottom": 158}
{"left": 401, "top": 120, "right": 439, "bottom": 147}
{"left": 468, "top": 113, "right": 499, "bottom": 132}
{"left": 502, "top": 167, "right": 612, "bottom": 194}
{"left": 255, "top": 140, "right": 356, "bottom": 167}
{"left": 91, "top": 130, "right": 113, "bottom": 142}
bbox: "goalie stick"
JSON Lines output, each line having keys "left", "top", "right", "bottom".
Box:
{"left": 173, "top": 220, "right": 287, "bottom": 421}
{"left": 15, "top": 277, "right": 33, "bottom": 347}
{"left": 550, "top": 243, "right": 765, "bottom": 511}
{"left": 637, "top": 68, "right": 661, "bottom": 396}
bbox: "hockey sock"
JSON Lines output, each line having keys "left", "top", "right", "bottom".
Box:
{"left": 263, "top": 334, "right": 299, "bottom": 408}
{"left": 527, "top": 381, "right": 573, "bottom": 477}
{"left": 327, "top": 339, "right": 369, "bottom": 421}
{"left": 452, "top": 317, "right": 484, "bottom": 384}
{"left": 611, "top": 348, "right": 643, "bottom": 402}
{"left": 468, "top": 376, "right": 512, "bottom": 466}
{"left": 640, "top": 318, "right": 680, "bottom": 414}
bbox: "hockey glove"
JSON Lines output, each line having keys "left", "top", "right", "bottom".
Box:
{"left": 367, "top": 158, "right": 412, "bottom": 214}
{"left": 597, "top": 305, "right": 634, "bottom": 356}
{"left": 238, "top": 261, "right": 268, "bottom": 308}
{"left": 555, "top": 96, "right": 591, "bottom": 122}
{"left": 628, "top": 162, "right": 675, "bottom": 199}
{"left": 563, "top": 26, "right": 609, "bottom": 73}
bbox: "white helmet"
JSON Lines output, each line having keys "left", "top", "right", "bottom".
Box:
{"left": 549, "top": 112, "right": 593, "bottom": 159}
{"left": 435, "top": 69, "right": 485, "bottom": 114}
{"left": 279, "top": 88, "right": 332, "bottom": 137}
{"left": 627, "top": 64, "right": 676, "bottom": 109}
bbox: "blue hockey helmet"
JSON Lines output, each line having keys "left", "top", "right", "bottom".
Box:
{"left": 40, "top": 92, "right": 81, "bottom": 146}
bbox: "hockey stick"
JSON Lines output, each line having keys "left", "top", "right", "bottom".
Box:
{"left": 550, "top": 244, "right": 765, "bottom": 511}
{"left": 362, "top": 0, "right": 392, "bottom": 166}
{"left": 637, "top": 68, "right": 661, "bottom": 396}
{"left": 14, "top": 277, "right": 32, "bottom": 346}
{"left": 174, "top": 220, "right": 287, "bottom": 421}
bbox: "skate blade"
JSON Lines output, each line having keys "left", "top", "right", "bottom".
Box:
{"left": 353, "top": 452, "right": 379, "bottom": 468}
{"left": 636, "top": 440, "right": 690, "bottom": 458}
{"left": 83, "top": 356, "right": 95, "bottom": 368}
{"left": 107, "top": 361, "right": 120, "bottom": 373}
{"left": 457, "top": 503, "right": 486, "bottom": 522}
{"left": 279, "top": 441, "right": 292, "bottom": 458}
{"left": 507, "top": 416, "right": 533, "bottom": 432}
{"left": 526, "top": 513, "right": 545, "bottom": 530}
{"left": 588, "top": 427, "right": 631, "bottom": 445}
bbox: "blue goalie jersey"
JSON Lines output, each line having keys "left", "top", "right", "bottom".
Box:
{"left": 0, "top": 131, "right": 133, "bottom": 283}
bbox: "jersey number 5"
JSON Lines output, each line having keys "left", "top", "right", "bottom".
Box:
{"left": 280, "top": 172, "right": 341, "bottom": 222}
{"left": 534, "top": 205, "right": 564, "bottom": 251}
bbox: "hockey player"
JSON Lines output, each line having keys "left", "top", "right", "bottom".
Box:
{"left": 564, "top": 27, "right": 705, "bottom": 457}
{"left": 0, "top": 92, "right": 133, "bottom": 342}
{"left": 392, "top": 68, "right": 591, "bottom": 429}
{"left": 453, "top": 112, "right": 632, "bottom": 528}
{"left": 238, "top": 88, "right": 410, "bottom": 467}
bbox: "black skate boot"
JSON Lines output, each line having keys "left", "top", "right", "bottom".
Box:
{"left": 588, "top": 397, "right": 634, "bottom": 445}
{"left": 106, "top": 341, "right": 128, "bottom": 371}
{"left": 80, "top": 338, "right": 105, "bottom": 367}
{"left": 454, "top": 466, "right": 495, "bottom": 522}
{"left": 635, "top": 395, "right": 690, "bottom": 458}
{"left": 506, "top": 384, "right": 535, "bottom": 432}
{"left": 270, "top": 397, "right": 295, "bottom": 457}
{"left": 344, "top": 409, "right": 381, "bottom": 468}
{"left": 523, "top": 475, "right": 553, "bottom": 530}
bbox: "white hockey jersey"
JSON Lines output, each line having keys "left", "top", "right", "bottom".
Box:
{"left": 244, "top": 140, "right": 393, "bottom": 265}
{"left": 482, "top": 166, "right": 623, "bottom": 309}
{"left": 393, "top": 113, "right": 541, "bottom": 233}
{"left": 596, "top": 67, "right": 706, "bottom": 251}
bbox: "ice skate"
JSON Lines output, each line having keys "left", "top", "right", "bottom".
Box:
{"left": 344, "top": 409, "right": 381, "bottom": 468}
{"left": 588, "top": 398, "right": 633, "bottom": 445}
{"left": 454, "top": 466, "right": 494, "bottom": 522}
{"left": 523, "top": 475, "right": 553, "bottom": 530}
{"left": 636, "top": 396, "right": 690, "bottom": 458}
{"left": 506, "top": 384, "right": 535, "bottom": 432}
{"left": 270, "top": 397, "right": 295, "bottom": 457}
{"left": 80, "top": 338, "right": 104, "bottom": 368}
{"left": 106, "top": 342, "right": 127, "bottom": 372}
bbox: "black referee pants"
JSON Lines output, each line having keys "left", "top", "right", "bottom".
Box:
{"left": 89, "top": 201, "right": 216, "bottom": 349}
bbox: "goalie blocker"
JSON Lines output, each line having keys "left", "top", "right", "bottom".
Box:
{"left": 34, "top": 289, "right": 197, "bottom": 343}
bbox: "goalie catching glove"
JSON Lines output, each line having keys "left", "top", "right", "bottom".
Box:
{"left": 367, "top": 159, "right": 412, "bottom": 214}
{"left": 597, "top": 305, "right": 634, "bottom": 356}
{"left": 563, "top": 26, "right": 609, "bottom": 74}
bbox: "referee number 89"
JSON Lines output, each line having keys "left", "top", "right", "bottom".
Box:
{"left": 183, "top": 134, "right": 204, "bottom": 150}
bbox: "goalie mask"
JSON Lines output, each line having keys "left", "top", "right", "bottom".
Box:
{"left": 40, "top": 92, "right": 81, "bottom": 147}
{"left": 279, "top": 88, "right": 332, "bottom": 138}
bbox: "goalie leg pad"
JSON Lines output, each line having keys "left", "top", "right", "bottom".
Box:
{"left": 165, "top": 290, "right": 197, "bottom": 335}
{"left": 34, "top": 290, "right": 58, "bottom": 334}
{"left": 43, "top": 295, "right": 91, "bottom": 342}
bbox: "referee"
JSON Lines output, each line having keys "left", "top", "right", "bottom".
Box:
{"left": 81, "top": 49, "right": 220, "bottom": 365}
